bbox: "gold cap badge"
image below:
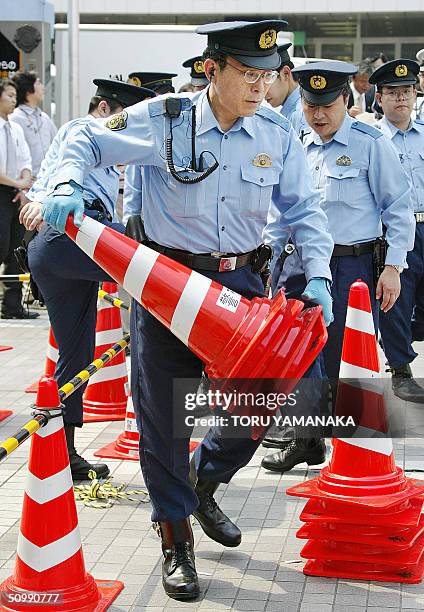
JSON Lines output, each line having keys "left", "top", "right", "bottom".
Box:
{"left": 395, "top": 64, "right": 408, "bottom": 77}
{"left": 129, "top": 76, "right": 142, "bottom": 87}
{"left": 194, "top": 60, "right": 205, "bottom": 74}
{"left": 259, "top": 29, "right": 277, "bottom": 50}
{"left": 310, "top": 75, "right": 327, "bottom": 90}
{"left": 253, "top": 153, "right": 272, "bottom": 168}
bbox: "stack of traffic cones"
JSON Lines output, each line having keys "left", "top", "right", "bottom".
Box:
{"left": 83, "top": 281, "right": 129, "bottom": 422}
{"left": 287, "top": 280, "right": 424, "bottom": 583}
{"left": 64, "top": 215, "right": 327, "bottom": 417}
{"left": 0, "top": 377, "right": 123, "bottom": 610}
{"left": 25, "top": 327, "right": 58, "bottom": 393}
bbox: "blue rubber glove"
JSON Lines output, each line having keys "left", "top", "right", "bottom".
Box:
{"left": 302, "top": 277, "right": 334, "bottom": 326}
{"left": 41, "top": 180, "right": 84, "bottom": 233}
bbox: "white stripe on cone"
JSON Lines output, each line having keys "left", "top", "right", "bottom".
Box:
{"left": 123, "top": 244, "right": 159, "bottom": 300}
{"left": 17, "top": 526, "right": 82, "bottom": 573}
{"left": 338, "top": 436, "right": 393, "bottom": 456}
{"left": 46, "top": 344, "right": 59, "bottom": 362}
{"left": 345, "top": 306, "right": 376, "bottom": 335}
{"left": 35, "top": 415, "right": 64, "bottom": 438}
{"left": 95, "top": 328, "right": 125, "bottom": 346}
{"left": 26, "top": 466, "right": 73, "bottom": 504}
{"left": 171, "top": 273, "right": 212, "bottom": 345}
{"left": 75, "top": 216, "right": 104, "bottom": 259}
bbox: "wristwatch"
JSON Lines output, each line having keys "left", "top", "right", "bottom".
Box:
{"left": 385, "top": 264, "right": 404, "bottom": 274}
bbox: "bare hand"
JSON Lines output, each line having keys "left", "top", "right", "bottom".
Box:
{"left": 12, "top": 190, "right": 30, "bottom": 210}
{"left": 16, "top": 176, "right": 32, "bottom": 190}
{"left": 19, "top": 200, "right": 44, "bottom": 231}
{"left": 348, "top": 106, "right": 362, "bottom": 117}
{"left": 376, "top": 266, "right": 401, "bottom": 312}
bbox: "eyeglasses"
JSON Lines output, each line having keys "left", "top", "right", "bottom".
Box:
{"left": 381, "top": 88, "right": 415, "bottom": 100}
{"left": 225, "top": 59, "right": 278, "bottom": 85}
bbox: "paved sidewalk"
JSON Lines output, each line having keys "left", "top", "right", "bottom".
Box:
{"left": 1, "top": 308, "right": 424, "bottom": 611}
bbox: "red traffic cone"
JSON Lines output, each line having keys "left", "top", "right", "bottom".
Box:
{"left": 25, "top": 327, "right": 58, "bottom": 393}
{"left": 65, "top": 215, "right": 327, "bottom": 437}
{"left": 0, "top": 346, "right": 12, "bottom": 352}
{"left": 83, "top": 282, "right": 129, "bottom": 422}
{"left": 0, "top": 410, "right": 12, "bottom": 422}
{"left": 94, "top": 392, "right": 199, "bottom": 462}
{"left": 287, "top": 280, "right": 424, "bottom": 583}
{"left": 0, "top": 377, "right": 123, "bottom": 610}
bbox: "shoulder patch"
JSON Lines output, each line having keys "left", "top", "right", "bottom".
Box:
{"left": 351, "top": 121, "right": 383, "bottom": 139}
{"left": 105, "top": 110, "right": 128, "bottom": 131}
{"left": 256, "top": 106, "right": 290, "bottom": 131}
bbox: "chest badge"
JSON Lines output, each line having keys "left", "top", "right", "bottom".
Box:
{"left": 336, "top": 155, "right": 352, "bottom": 166}
{"left": 253, "top": 153, "right": 272, "bottom": 168}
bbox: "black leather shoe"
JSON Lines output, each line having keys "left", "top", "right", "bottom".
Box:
{"left": 1, "top": 310, "right": 39, "bottom": 319}
{"left": 156, "top": 519, "right": 200, "bottom": 600}
{"left": 64, "top": 424, "right": 110, "bottom": 480}
{"left": 262, "top": 424, "right": 295, "bottom": 449}
{"left": 392, "top": 364, "right": 424, "bottom": 404}
{"left": 193, "top": 479, "right": 241, "bottom": 547}
{"left": 261, "top": 439, "right": 326, "bottom": 473}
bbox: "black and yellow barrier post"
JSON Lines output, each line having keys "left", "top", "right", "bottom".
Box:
{"left": 98, "top": 289, "right": 130, "bottom": 312}
{"left": 0, "top": 274, "right": 31, "bottom": 282}
{"left": 0, "top": 333, "right": 130, "bottom": 463}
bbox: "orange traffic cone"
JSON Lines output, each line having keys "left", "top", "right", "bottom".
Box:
{"left": 0, "top": 377, "right": 123, "bottom": 610}
{"left": 25, "top": 327, "right": 58, "bottom": 393}
{"left": 0, "top": 346, "right": 12, "bottom": 352}
{"left": 287, "top": 280, "right": 424, "bottom": 583}
{"left": 94, "top": 392, "right": 199, "bottom": 462}
{"left": 0, "top": 411, "right": 12, "bottom": 422}
{"left": 83, "top": 282, "right": 129, "bottom": 422}
{"left": 64, "top": 215, "right": 327, "bottom": 439}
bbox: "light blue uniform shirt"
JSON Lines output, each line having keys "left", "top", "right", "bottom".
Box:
{"left": 265, "top": 114, "right": 415, "bottom": 268}
{"left": 28, "top": 116, "right": 120, "bottom": 220}
{"left": 280, "top": 87, "right": 308, "bottom": 136}
{"left": 122, "top": 164, "right": 143, "bottom": 224}
{"left": 50, "top": 88, "right": 333, "bottom": 281}
{"left": 378, "top": 116, "right": 424, "bottom": 213}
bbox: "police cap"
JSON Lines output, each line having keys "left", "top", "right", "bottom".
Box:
{"left": 127, "top": 72, "right": 177, "bottom": 93}
{"left": 196, "top": 20, "right": 288, "bottom": 70}
{"left": 277, "top": 43, "right": 293, "bottom": 68}
{"left": 292, "top": 60, "right": 357, "bottom": 105}
{"left": 182, "top": 56, "right": 209, "bottom": 86}
{"left": 369, "top": 59, "right": 419, "bottom": 87}
{"left": 92, "top": 79, "right": 155, "bottom": 107}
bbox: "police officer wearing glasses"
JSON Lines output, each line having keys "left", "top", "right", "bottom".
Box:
{"left": 34, "top": 21, "right": 334, "bottom": 600}
{"left": 370, "top": 59, "right": 424, "bottom": 403}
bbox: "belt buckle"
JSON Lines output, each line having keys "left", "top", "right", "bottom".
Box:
{"left": 219, "top": 256, "right": 237, "bottom": 272}
{"left": 416, "top": 212, "right": 424, "bottom": 223}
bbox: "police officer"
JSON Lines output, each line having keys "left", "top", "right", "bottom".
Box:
{"left": 127, "top": 71, "right": 176, "bottom": 94}
{"left": 34, "top": 21, "right": 334, "bottom": 600}
{"left": 369, "top": 59, "right": 424, "bottom": 402}
{"left": 262, "top": 61, "right": 415, "bottom": 472}
{"left": 265, "top": 43, "right": 308, "bottom": 135}
{"left": 19, "top": 79, "right": 154, "bottom": 479}
{"left": 182, "top": 56, "right": 209, "bottom": 91}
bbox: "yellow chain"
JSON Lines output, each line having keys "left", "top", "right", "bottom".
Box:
{"left": 74, "top": 470, "right": 150, "bottom": 509}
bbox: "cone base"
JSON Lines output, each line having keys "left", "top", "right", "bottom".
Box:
{"left": 82, "top": 399, "right": 127, "bottom": 422}
{"left": 0, "top": 576, "right": 123, "bottom": 611}
{"left": 94, "top": 438, "right": 200, "bottom": 461}
{"left": 303, "top": 557, "right": 424, "bottom": 584}
{"left": 0, "top": 411, "right": 12, "bottom": 423}
{"left": 287, "top": 473, "right": 424, "bottom": 509}
{"left": 25, "top": 382, "right": 38, "bottom": 393}
{"left": 300, "top": 496, "right": 424, "bottom": 527}
{"left": 83, "top": 412, "right": 125, "bottom": 423}
{"left": 297, "top": 515, "right": 424, "bottom": 550}
{"left": 0, "top": 346, "right": 12, "bottom": 352}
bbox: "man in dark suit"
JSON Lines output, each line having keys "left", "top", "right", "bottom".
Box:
{"left": 348, "top": 61, "right": 375, "bottom": 116}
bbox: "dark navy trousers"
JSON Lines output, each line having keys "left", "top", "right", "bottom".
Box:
{"left": 27, "top": 212, "right": 124, "bottom": 426}
{"left": 130, "top": 265, "right": 272, "bottom": 522}
{"left": 380, "top": 224, "right": 424, "bottom": 368}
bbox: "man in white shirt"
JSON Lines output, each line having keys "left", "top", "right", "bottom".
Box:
{"left": 0, "top": 78, "right": 37, "bottom": 319}
{"left": 11, "top": 71, "right": 57, "bottom": 177}
{"left": 348, "top": 61, "right": 375, "bottom": 117}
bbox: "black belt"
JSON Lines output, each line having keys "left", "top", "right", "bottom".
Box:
{"left": 415, "top": 212, "right": 424, "bottom": 223}
{"left": 146, "top": 241, "right": 256, "bottom": 272}
{"left": 84, "top": 198, "right": 112, "bottom": 222}
{"left": 332, "top": 240, "right": 375, "bottom": 257}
